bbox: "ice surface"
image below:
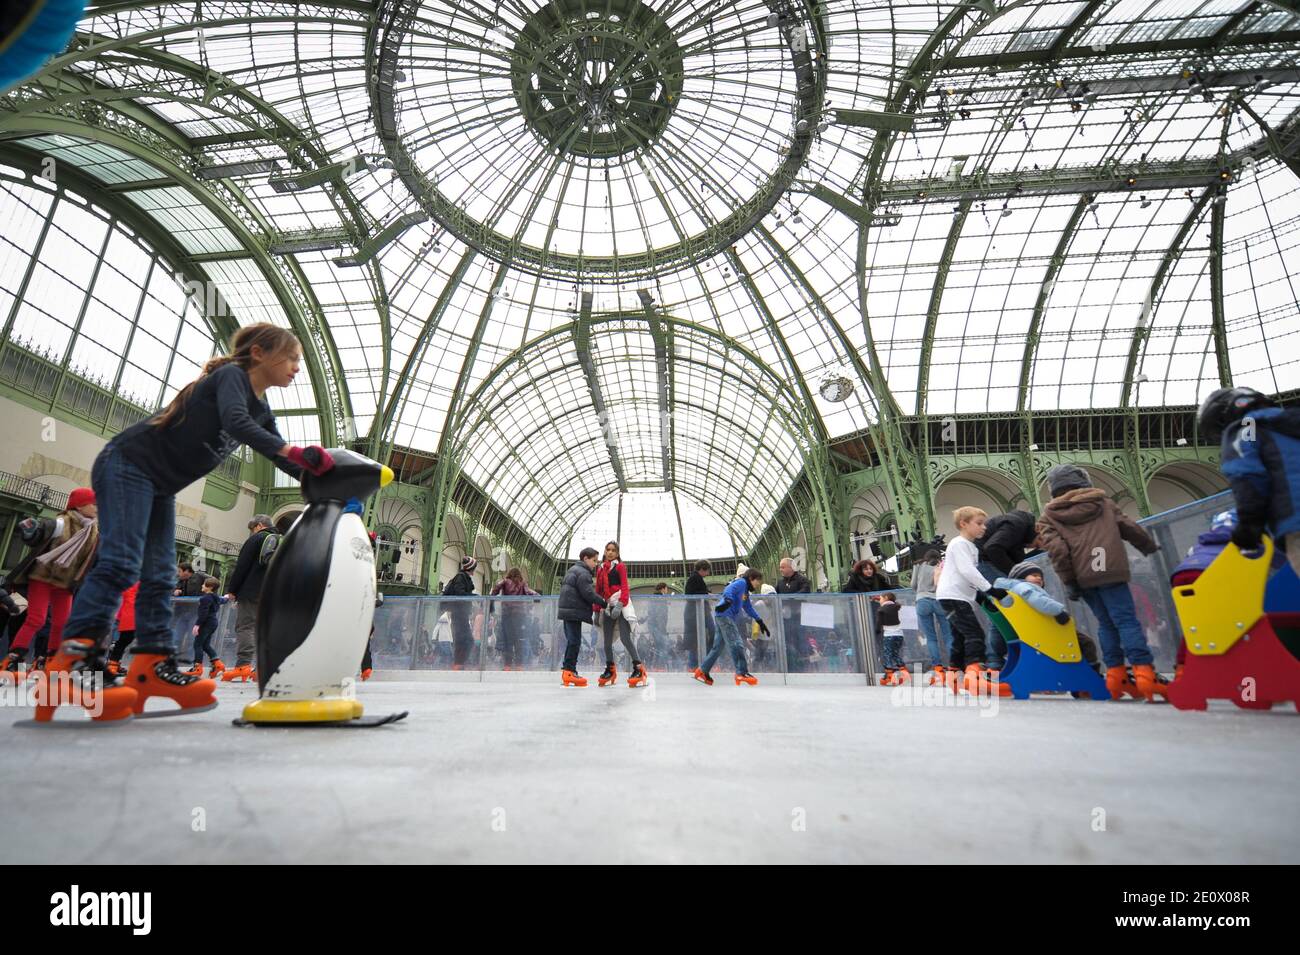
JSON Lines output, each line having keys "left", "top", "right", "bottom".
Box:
{"left": 1, "top": 676, "right": 1296, "bottom": 864}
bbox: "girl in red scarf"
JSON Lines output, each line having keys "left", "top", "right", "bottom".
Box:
{"left": 594, "top": 541, "right": 646, "bottom": 687}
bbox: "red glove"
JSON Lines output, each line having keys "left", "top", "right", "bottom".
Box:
{"left": 285, "top": 445, "right": 335, "bottom": 477}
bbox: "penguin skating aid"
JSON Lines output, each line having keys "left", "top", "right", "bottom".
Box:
{"left": 234, "top": 449, "right": 407, "bottom": 728}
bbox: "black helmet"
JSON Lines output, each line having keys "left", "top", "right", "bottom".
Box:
{"left": 1197, "top": 387, "right": 1273, "bottom": 443}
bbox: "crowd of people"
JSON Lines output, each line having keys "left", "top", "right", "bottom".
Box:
{"left": 0, "top": 312, "right": 1294, "bottom": 709}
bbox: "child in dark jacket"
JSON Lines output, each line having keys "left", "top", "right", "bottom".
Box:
{"left": 1036, "top": 464, "right": 1164, "bottom": 702}
{"left": 875, "top": 593, "right": 907, "bottom": 686}
{"left": 188, "top": 578, "right": 226, "bottom": 675}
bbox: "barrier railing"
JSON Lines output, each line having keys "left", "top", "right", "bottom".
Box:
{"left": 122, "top": 492, "right": 1239, "bottom": 682}
{"left": 164, "top": 592, "right": 874, "bottom": 682}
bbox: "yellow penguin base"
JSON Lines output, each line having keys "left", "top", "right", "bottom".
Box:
{"left": 240, "top": 698, "right": 365, "bottom": 724}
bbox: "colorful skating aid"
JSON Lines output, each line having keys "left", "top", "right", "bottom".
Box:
{"left": 234, "top": 449, "right": 408, "bottom": 728}
{"left": 981, "top": 592, "right": 1111, "bottom": 700}
{"left": 1168, "top": 537, "right": 1300, "bottom": 712}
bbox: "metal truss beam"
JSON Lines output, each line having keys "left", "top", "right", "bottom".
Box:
{"left": 942, "top": 29, "right": 1300, "bottom": 71}
{"left": 918, "top": 199, "right": 971, "bottom": 419}
{"left": 878, "top": 157, "right": 1236, "bottom": 205}
{"left": 575, "top": 291, "right": 628, "bottom": 492}
{"left": 0, "top": 113, "right": 347, "bottom": 438}
{"left": 1120, "top": 187, "right": 1216, "bottom": 407}
{"left": 1209, "top": 190, "right": 1233, "bottom": 388}
{"left": 638, "top": 289, "right": 673, "bottom": 491}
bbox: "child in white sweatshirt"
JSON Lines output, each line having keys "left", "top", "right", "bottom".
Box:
{"left": 936, "top": 506, "right": 1009, "bottom": 694}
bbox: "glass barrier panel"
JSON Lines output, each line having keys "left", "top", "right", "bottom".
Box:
{"left": 483, "top": 595, "right": 555, "bottom": 671}
{"left": 774, "top": 594, "right": 863, "bottom": 674}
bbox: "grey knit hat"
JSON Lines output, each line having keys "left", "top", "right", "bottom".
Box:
{"left": 1047, "top": 464, "right": 1092, "bottom": 497}
{"left": 1008, "top": 561, "right": 1044, "bottom": 581}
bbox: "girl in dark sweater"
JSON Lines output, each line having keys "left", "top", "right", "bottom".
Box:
{"left": 42, "top": 324, "right": 334, "bottom": 723}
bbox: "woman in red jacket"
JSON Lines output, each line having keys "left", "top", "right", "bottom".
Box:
{"left": 594, "top": 541, "right": 646, "bottom": 687}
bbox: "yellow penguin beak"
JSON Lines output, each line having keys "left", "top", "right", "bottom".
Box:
{"left": 379, "top": 465, "right": 394, "bottom": 488}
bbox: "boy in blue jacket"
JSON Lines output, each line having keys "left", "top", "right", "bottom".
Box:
{"left": 694, "top": 567, "right": 767, "bottom": 686}
{"left": 1198, "top": 386, "right": 1300, "bottom": 576}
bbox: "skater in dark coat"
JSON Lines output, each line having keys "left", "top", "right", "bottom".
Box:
{"left": 976, "top": 509, "right": 1039, "bottom": 578}
{"left": 557, "top": 548, "right": 607, "bottom": 686}
{"left": 683, "top": 559, "right": 713, "bottom": 666}
{"left": 442, "top": 555, "right": 479, "bottom": 669}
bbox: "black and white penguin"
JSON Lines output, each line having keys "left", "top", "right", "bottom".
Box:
{"left": 239, "top": 448, "right": 395, "bottom": 725}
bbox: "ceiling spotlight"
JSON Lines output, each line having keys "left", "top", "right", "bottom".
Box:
{"left": 1070, "top": 99, "right": 1082, "bottom": 113}
{"left": 1219, "top": 169, "right": 1233, "bottom": 182}
{"left": 1252, "top": 74, "right": 1271, "bottom": 94}
{"left": 1000, "top": 203, "right": 1012, "bottom": 217}
{"left": 1140, "top": 195, "right": 1152, "bottom": 209}
{"left": 1125, "top": 176, "right": 1138, "bottom": 187}
{"left": 1081, "top": 86, "right": 1099, "bottom": 105}
{"left": 1135, "top": 372, "right": 1149, "bottom": 384}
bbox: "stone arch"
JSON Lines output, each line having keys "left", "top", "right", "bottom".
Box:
{"left": 439, "top": 513, "right": 467, "bottom": 591}
{"left": 271, "top": 503, "right": 305, "bottom": 535}
{"left": 1147, "top": 462, "right": 1228, "bottom": 514}
{"left": 935, "top": 467, "right": 1029, "bottom": 525}
{"left": 473, "top": 534, "right": 494, "bottom": 593}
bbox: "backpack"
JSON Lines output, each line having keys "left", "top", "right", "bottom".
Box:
{"left": 258, "top": 530, "right": 282, "bottom": 567}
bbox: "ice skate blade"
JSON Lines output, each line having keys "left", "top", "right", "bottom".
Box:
{"left": 12, "top": 714, "right": 134, "bottom": 729}
{"left": 232, "top": 710, "right": 408, "bottom": 728}
{"left": 132, "top": 700, "right": 220, "bottom": 719}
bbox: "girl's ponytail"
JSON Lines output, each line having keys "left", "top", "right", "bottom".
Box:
{"left": 151, "top": 324, "right": 299, "bottom": 429}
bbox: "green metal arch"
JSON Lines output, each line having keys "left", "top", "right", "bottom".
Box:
{"left": 0, "top": 114, "right": 343, "bottom": 440}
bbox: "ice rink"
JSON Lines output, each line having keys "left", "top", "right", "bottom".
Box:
{"left": 2, "top": 675, "right": 1296, "bottom": 865}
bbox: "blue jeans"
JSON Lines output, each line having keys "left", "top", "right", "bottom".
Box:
{"left": 882, "top": 631, "right": 904, "bottom": 669}
{"left": 1080, "top": 583, "right": 1153, "bottom": 668}
{"left": 64, "top": 443, "right": 177, "bottom": 652}
{"left": 561, "top": 619, "right": 584, "bottom": 672}
{"left": 192, "top": 626, "right": 219, "bottom": 664}
{"left": 975, "top": 561, "right": 1007, "bottom": 666}
{"left": 701, "top": 614, "right": 749, "bottom": 675}
{"left": 914, "top": 596, "right": 952, "bottom": 666}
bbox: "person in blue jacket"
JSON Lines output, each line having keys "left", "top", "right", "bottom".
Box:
{"left": 693, "top": 567, "right": 767, "bottom": 686}
{"left": 992, "top": 562, "right": 1071, "bottom": 624}
{"left": 1198, "top": 386, "right": 1300, "bottom": 576}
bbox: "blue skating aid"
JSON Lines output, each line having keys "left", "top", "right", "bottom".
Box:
{"left": 982, "top": 592, "right": 1111, "bottom": 701}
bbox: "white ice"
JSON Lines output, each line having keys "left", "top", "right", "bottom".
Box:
{"left": 1, "top": 675, "right": 1296, "bottom": 864}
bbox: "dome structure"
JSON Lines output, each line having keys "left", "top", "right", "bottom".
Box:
{"left": 2, "top": 0, "right": 1298, "bottom": 575}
